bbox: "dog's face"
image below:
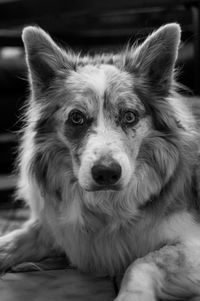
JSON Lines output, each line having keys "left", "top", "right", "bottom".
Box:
{"left": 64, "top": 64, "right": 150, "bottom": 191}
{"left": 22, "top": 24, "right": 182, "bottom": 203}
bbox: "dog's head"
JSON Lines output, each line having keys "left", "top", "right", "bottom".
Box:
{"left": 21, "top": 24, "right": 193, "bottom": 209}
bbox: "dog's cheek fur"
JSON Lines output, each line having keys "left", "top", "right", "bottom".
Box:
{"left": 30, "top": 142, "right": 68, "bottom": 200}
{"left": 22, "top": 110, "right": 73, "bottom": 205}
{"left": 134, "top": 135, "right": 180, "bottom": 204}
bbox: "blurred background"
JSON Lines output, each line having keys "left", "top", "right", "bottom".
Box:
{"left": 0, "top": 0, "right": 200, "bottom": 215}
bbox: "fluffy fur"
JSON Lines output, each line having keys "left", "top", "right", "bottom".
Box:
{"left": 1, "top": 23, "right": 200, "bottom": 300}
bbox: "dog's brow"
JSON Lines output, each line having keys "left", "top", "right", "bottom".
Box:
{"left": 103, "top": 87, "right": 145, "bottom": 114}
{"left": 71, "top": 65, "right": 107, "bottom": 98}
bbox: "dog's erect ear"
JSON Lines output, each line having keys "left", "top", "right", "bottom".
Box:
{"left": 22, "top": 26, "right": 75, "bottom": 94}
{"left": 126, "top": 24, "right": 181, "bottom": 94}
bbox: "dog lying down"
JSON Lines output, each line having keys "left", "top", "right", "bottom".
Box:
{"left": 1, "top": 23, "right": 200, "bottom": 301}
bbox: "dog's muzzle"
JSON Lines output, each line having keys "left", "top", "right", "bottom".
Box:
{"left": 91, "top": 156, "right": 122, "bottom": 190}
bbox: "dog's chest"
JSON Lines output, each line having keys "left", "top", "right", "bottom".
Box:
{"left": 54, "top": 216, "right": 161, "bottom": 275}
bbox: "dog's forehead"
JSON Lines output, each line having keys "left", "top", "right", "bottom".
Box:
{"left": 66, "top": 64, "right": 136, "bottom": 104}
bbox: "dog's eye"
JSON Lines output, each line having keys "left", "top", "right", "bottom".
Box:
{"left": 69, "top": 110, "right": 86, "bottom": 126}
{"left": 122, "top": 110, "right": 138, "bottom": 125}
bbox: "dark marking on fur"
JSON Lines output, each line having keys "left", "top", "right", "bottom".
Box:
{"left": 103, "top": 90, "right": 113, "bottom": 112}
{"left": 55, "top": 187, "right": 62, "bottom": 202}
{"left": 73, "top": 152, "right": 81, "bottom": 166}
{"left": 34, "top": 116, "right": 55, "bottom": 139}
{"left": 134, "top": 86, "right": 176, "bottom": 133}
{"left": 34, "top": 105, "right": 60, "bottom": 143}
{"left": 189, "top": 165, "right": 200, "bottom": 213}
{"left": 30, "top": 140, "right": 72, "bottom": 201}
{"left": 30, "top": 151, "right": 49, "bottom": 189}
{"left": 64, "top": 117, "right": 93, "bottom": 142}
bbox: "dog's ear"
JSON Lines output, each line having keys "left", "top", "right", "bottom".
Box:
{"left": 22, "top": 26, "right": 75, "bottom": 94}
{"left": 126, "top": 23, "right": 181, "bottom": 95}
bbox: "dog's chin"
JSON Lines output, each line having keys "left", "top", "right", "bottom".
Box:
{"left": 81, "top": 183, "right": 123, "bottom": 192}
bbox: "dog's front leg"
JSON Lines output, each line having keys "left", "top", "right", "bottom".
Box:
{"left": 0, "top": 220, "right": 54, "bottom": 273}
{"left": 115, "top": 243, "right": 200, "bottom": 301}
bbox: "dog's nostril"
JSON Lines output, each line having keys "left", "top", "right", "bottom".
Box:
{"left": 91, "top": 162, "right": 121, "bottom": 186}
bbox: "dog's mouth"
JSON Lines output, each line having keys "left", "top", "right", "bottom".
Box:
{"left": 84, "top": 183, "right": 122, "bottom": 192}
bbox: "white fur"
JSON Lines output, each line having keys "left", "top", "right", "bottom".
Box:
{"left": 78, "top": 65, "right": 107, "bottom": 97}
{"left": 161, "top": 212, "right": 200, "bottom": 244}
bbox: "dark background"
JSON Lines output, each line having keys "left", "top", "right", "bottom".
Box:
{"left": 0, "top": 0, "right": 200, "bottom": 208}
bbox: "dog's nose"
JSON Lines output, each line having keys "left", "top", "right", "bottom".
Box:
{"left": 91, "top": 161, "right": 121, "bottom": 186}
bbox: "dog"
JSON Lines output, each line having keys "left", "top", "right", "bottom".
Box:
{"left": 1, "top": 23, "right": 200, "bottom": 301}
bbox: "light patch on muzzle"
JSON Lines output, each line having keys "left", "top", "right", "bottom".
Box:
{"left": 78, "top": 129, "right": 133, "bottom": 191}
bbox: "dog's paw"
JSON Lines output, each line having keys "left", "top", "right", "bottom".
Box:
{"left": 114, "top": 290, "right": 156, "bottom": 301}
